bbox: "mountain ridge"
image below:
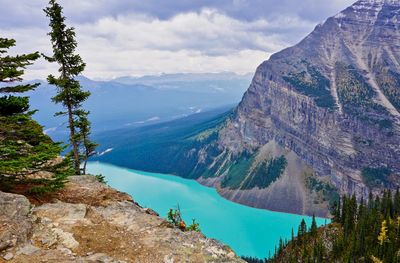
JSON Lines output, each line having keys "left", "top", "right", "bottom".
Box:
{"left": 93, "top": 0, "right": 400, "bottom": 217}
{"left": 204, "top": 0, "right": 400, "bottom": 215}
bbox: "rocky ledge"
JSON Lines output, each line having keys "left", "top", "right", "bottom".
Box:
{"left": 0, "top": 176, "right": 243, "bottom": 263}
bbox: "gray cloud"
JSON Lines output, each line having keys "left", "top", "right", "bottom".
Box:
{"left": 0, "top": 0, "right": 355, "bottom": 26}
{"left": 0, "top": 0, "right": 356, "bottom": 79}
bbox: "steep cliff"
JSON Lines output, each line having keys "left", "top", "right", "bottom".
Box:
{"left": 95, "top": 0, "right": 400, "bottom": 217}
{"left": 175, "top": 0, "right": 400, "bottom": 217}
{"left": 214, "top": 0, "right": 400, "bottom": 216}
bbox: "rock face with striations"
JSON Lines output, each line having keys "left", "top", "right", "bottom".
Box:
{"left": 173, "top": 0, "right": 400, "bottom": 217}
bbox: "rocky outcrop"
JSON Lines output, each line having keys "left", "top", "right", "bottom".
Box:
{"left": 0, "top": 176, "right": 243, "bottom": 263}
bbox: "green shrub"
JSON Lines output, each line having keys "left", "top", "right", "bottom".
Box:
{"left": 241, "top": 155, "right": 288, "bottom": 190}
{"left": 220, "top": 151, "right": 254, "bottom": 189}
{"left": 186, "top": 219, "right": 201, "bottom": 232}
{"left": 361, "top": 167, "right": 391, "bottom": 188}
{"left": 167, "top": 205, "right": 201, "bottom": 232}
{"left": 283, "top": 63, "right": 336, "bottom": 109}
{"left": 95, "top": 174, "right": 107, "bottom": 184}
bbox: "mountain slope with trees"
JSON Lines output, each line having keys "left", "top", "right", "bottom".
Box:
{"left": 262, "top": 190, "right": 400, "bottom": 263}
{"left": 100, "top": 0, "right": 400, "bottom": 217}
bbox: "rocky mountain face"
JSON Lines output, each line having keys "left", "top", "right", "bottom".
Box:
{"left": 169, "top": 0, "right": 400, "bottom": 217}
{"left": 0, "top": 176, "right": 243, "bottom": 263}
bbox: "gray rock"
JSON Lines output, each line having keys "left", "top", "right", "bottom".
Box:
{"left": 166, "top": 0, "right": 400, "bottom": 216}
{"left": 3, "top": 252, "right": 13, "bottom": 261}
{"left": 1, "top": 176, "right": 244, "bottom": 262}
{"left": 0, "top": 191, "right": 31, "bottom": 218}
{"left": 0, "top": 191, "right": 32, "bottom": 251}
{"left": 16, "top": 244, "right": 39, "bottom": 256}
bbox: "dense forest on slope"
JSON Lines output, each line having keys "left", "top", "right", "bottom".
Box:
{"left": 92, "top": 107, "right": 232, "bottom": 178}
{"left": 243, "top": 190, "right": 400, "bottom": 263}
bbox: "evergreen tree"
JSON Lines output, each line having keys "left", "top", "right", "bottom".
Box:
{"left": 394, "top": 188, "right": 400, "bottom": 214}
{"left": 267, "top": 190, "right": 400, "bottom": 263}
{"left": 0, "top": 37, "right": 72, "bottom": 193}
{"left": 310, "top": 214, "right": 318, "bottom": 238}
{"left": 43, "top": 0, "right": 94, "bottom": 174}
{"left": 0, "top": 38, "right": 39, "bottom": 115}
{"left": 75, "top": 109, "right": 97, "bottom": 174}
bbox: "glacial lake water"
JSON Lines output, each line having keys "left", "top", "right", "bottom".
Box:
{"left": 87, "top": 162, "right": 328, "bottom": 259}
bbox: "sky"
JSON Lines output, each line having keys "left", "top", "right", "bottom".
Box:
{"left": 0, "top": 0, "right": 355, "bottom": 80}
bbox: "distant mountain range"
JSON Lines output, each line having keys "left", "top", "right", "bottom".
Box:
{"left": 27, "top": 72, "right": 252, "bottom": 141}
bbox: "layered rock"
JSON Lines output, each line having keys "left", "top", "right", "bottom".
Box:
{"left": 0, "top": 176, "right": 243, "bottom": 263}
{"left": 182, "top": 0, "right": 400, "bottom": 216}
{"left": 92, "top": 0, "right": 400, "bottom": 217}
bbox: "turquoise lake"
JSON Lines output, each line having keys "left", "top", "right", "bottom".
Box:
{"left": 87, "top": 162, "right": 328, "bottom": 259}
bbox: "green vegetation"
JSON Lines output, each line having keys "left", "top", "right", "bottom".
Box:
{"left": 336, "top": 63, "right": 393, "bottom": 129}
{"left": 44, "top": 0, "right": 96, "bottom": 175}
{"left": 376, "top": 69, "right": 400, "bottom": 112}
{"left": 220, "top": 151, "right": 254, "bottom": 189}
{"left": 0, "top": 37, "right": 72, "bottom": 194}
{"left": 283, "top": 62, "right": 336, "bottom": 109}
{"left": 201, "top": 150, "right": 230, "bottom": 178}
{"left": 75, "top": 109, "right": 98, "bottom": 174}
{"left": 94, "top": 174, "right": 107, "bottom": 184}
{"left": 306, "top": 176, "right": 340, "bottom": 207}
{"left": 220, "top": 154, "right": 287, "bottom": 190}
{"left": 0, "top": 0, "right": 100, "bottom": 194}
{"left": 167, "top": 206, "right": 201, "bottom": 232}
{"left": 336, "top": 63, "right": 376, "bottom": 107}
{"left": 362, "top": 167, "right": 391, "bottom": 188}
{"left": 241, "top": 156, "right": 287, "bottom": 190}
{"left": 245, "top": 190, "right": 400, "bottom": 263}
{"left": 93, "top": 108, "right": 232, "bottom": 179}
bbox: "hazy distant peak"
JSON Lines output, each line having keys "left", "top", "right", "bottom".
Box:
{"left": 355, "top": 0, "right": 400, "bottom": 5}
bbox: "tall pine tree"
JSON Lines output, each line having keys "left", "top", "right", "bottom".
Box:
{"left": 43, "top": 0, "right": 96, "bottom": 174}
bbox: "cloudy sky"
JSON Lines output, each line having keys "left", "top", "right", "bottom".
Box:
{"left": 0, "top": 0, "right": 355, "bottom": 80}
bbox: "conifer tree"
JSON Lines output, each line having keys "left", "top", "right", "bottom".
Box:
{"left": 0, "top": 38, "right": 39, "bottom": 115}
{"left": 267, "top": 191, "right": 400, "bottom": 263}
{"left": 0, "top": 37, "right": 72, "bottom": 192}
{"left": 75, "top": 109, "right": 97, "bottom": 174}
{"left": 43, "top": 0, "right": 95, "bottom": 174}
{"left": 310, "top": 214, "right": 318, "bottom": 238}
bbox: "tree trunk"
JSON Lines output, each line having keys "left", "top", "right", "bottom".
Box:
{"left": 82, "top": 156, "right": 87, "bottom": 175}
{"left": 67, "top": 103, "right": 80, "bottom": 175}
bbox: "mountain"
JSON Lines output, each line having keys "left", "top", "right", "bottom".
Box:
{"left": 112, "top": 72, "right": 253, "bottom": 90}
{"left": 27, "top": 73, "right": 251, "bottom": 142}
{"left": 95, "top": 0, "right": 400, "bottom": 217}
{"left": 92, "top": 106, "right": 233, "bottom": 175}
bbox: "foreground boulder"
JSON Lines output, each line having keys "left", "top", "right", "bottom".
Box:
{"left": 0, "top": 176, "right": 243, "bottom": 263}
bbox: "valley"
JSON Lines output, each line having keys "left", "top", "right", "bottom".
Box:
{"left": 1, "top": 0, "right": 400, "bottom": 262}
{"left": 90, "top": 0, "right": 400, "bottom": 218}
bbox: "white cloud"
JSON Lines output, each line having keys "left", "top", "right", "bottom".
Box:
{"left": 1, "top": 8, "right": 315, "bottom": 80}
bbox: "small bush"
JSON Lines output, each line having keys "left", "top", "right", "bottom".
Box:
{"left": 95, "top": 174, "right": 107, "bottom": 184}
{"left": 167, "top": 205, "right": 201, "bottom": 232}
{"left": 187, "top": 219, "right": 201, "bottom": 232}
